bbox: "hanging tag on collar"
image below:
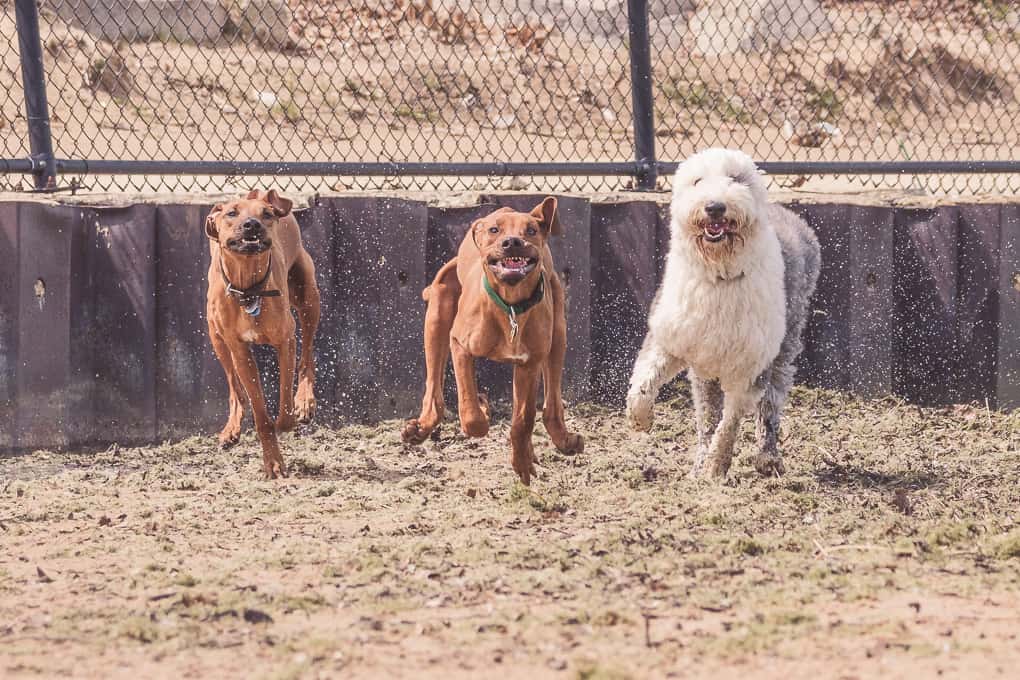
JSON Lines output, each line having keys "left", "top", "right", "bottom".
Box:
{"left": 508, "top": 306, "right": 519, "bottom": 342}
{"left": 243, "top": 298, "right": 262, "bottom": 316}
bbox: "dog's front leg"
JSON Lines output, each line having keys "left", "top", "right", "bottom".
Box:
{"left": 275, "top": 333, "right": 298, "bottom": 433}
{"left": 511, "top": 364, "right": 541, "bottom": 485}
{"left": 229, "top": 342, "right": 287, "bottom": 480}
{"left": 625, "top": 335, "right": 685, "bottom": 431}
{"left": 695, "top": 387, "right": 760, "bottom": 480}
{"left": 690, "top": 371, "right": 724, "bottom": 470}
{"left": 451, "top": 337, "right": 489, "bottom": 438}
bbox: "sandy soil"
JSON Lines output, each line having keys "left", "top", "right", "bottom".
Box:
{"left": 3, "top": 385, "right": 1020, "bottom": 678}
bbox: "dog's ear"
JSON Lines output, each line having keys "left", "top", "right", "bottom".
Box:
{"left": 244, "top": 189, "right": 261, "bottom": 200}
{"left": 469, "top": 218, "right": 486, "bottom": 248}
{"left": 265, "top": 189, "right": 293, "bottom": 217}
{"left": 205, "top": 204, "right": 223, "bottom": 240}
{"left": 530, "top": 196, "right": 562, "bottom": 236}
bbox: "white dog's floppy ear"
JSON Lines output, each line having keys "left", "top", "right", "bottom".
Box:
{"left": 265, "top": 189, "right": 293, "bottom": 217}
{"left": 205, "top": 204, "right": 223, "bottom": 240}
{"left": 530, "top": 196, "right": 562, "bottom": 236}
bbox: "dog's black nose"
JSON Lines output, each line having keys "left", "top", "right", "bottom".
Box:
{"left": 704, "top": 202, "right": 727, "bottom": 219}
{"left": 501, "top": 236, "right": 524, "bottom": 249}
{"left": 242, "top": 218, "right": 262, "bottom": 235}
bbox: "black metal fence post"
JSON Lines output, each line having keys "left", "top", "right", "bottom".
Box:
{"left": 626, "top": 0, "right": 657, "bottom": 191}
{"left": 14, "top": 0, "right": 56, "bottom": 189}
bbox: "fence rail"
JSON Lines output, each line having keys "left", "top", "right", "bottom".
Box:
{"left": 1, "top": 0, "right": 1019, "bottom": 193}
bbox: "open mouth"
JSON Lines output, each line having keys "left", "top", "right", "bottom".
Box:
{"left": 227, "top": 236, "right": 271, "bottom": 254}
{"left": 488, "top": 254, "right": 538, "bottom": 283}
{"left": 701, "top": 222, "right": 732, "bottom": 243}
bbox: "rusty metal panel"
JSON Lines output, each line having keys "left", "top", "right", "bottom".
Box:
{"left": 14, "top": 202, "right": 77, "bottom": 449}
{"left": 956, "top": 205, "right": 1002, "bottom": 405}
{"left": 997, "top": 204, "right": 1020, "bottom": 410}
{"left": 330, "top": 196, "right": 428, "bottom": 421}
{"left": 0, "top": 203, "right": 18, "bottom": 449}
{"left": 791, "top": 204, "right": 894, "bottom": 396}
{"left": 65, "top": 205, "right": 158, "bottom": 446}
{"left": 590, "top": 201, "right": 660, "bottom": 404}
{"left": 155, "top": 203, "right": 224, "bottom": 440}
{"left": 893, "top": 207, "right": 960, "bottom": 405}
{"left": 480, "top": 194, "right": 592, "bottom": 402}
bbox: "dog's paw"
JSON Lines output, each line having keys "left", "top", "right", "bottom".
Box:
{"left": 625, "top": 392, "right": 654, "bottom": 432}
{"left": 401, "top": 418, "right": 432, "bottom": 445}
{"left": 460, "top": 416, "right": 489, "bottom": 438}
{"left": 512, "top": 451, "right": 537, "bottom": 486}
{"left": 218, "top": 426, "right": 241, "bottom": 450}
{"left": 275, "top": 415, "right": 298, "bottom": 433}
{"left": 294, "top": 394, "right": 316, "bottom": 424}
{"left": 262, "top": 453, "right": 288, "bottom": 480}
{"left": 689, "top": 451, "right": 731, "bottom": 481}
{"left": 556, "top": 432, "right": 585, "bottom": 456}
{"left": 750, "top": 453, "right": 785, "bottom": 477}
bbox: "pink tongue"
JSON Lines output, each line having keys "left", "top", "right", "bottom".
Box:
{"left": 504, "top": 259, "right": 526, "bottom": 270}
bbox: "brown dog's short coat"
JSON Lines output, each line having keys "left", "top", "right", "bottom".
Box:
{"left": 402, "top": 197, "right": 583, "bottom": 483}
{"left": 205, "top": 190, "right": 320, "bottom": 479}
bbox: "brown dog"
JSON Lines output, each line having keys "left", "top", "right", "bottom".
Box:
{"left": 402, "top": 197, "right": 584, "bottom": 484}
{"left": 205, "top": 190, "right": 320, "bottom": 479}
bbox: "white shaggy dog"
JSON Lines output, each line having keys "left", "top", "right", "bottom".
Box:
{"left": 626, "top": 148, "right": 820, "bottom": 478}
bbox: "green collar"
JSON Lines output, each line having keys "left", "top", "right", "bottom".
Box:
{"left": 482, "top": 271, "right": 545, "bottom": 341}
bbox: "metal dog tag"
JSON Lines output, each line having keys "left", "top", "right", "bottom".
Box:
{"left": 508, "top": 307, "right": 519, "bottom": 342}
{"left": 243, "top": 299, "right": 262, "bottom": 316}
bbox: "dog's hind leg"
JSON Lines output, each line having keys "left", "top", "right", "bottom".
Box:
{"left": 541, "top": 273, "right": 584, "bottom": 455}
{"left": 210, "top": 327, "right": 249, "bottom": 449}
{"left": 274, "top": 333, "right": 298, "bottom": 433}
{"left": 751, "top": 340, "right": 799, "bottom": 476}
{"left": 625, "top": 335, "right": 685, "bottom": 431}
{"left": 288, "top": 252, "right": 320, "bottom": 424}
{"left": 689, "top": 371, "right": 723, "bottom": 471}
{"left": 403, "top": 258, "right": 461, "bottom": 444}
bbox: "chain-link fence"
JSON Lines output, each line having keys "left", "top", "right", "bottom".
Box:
{"left": 1, "top": 0, "right": 1018, "bottom": 194}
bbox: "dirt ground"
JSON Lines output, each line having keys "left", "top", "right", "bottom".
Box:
{"left": 3, "top": 385, "right": 1020, "bottom": 678}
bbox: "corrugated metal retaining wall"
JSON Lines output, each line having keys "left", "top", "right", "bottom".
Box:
{"left": 0, "top": 195, "right": 1018, "bottom": 451}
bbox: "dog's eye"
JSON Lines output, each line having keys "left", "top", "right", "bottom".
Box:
{"left": 227, "top": 209, "right": 238, "bottom": 217}
{"left": 262, "top": 210, "right": 273, "bottom": 219}
{"left": 692, "top": 178, "right": 701, "bottom": 186}
{"left": 488, "top": 226, "right": 499, "bottom": 234}
{"left": 730, "top": 174, "right": 744, "bottom": 184}
{"left": 526, "top": 227, "right": 537, "bottom": 236}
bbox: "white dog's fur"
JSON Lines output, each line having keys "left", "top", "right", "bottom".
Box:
{"left": 626, "top": 148, "right": 820, "bottom": 478}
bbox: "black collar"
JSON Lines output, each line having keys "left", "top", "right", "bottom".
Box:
{"left": 220, "top": 252, "right": 281, "bottom": 316}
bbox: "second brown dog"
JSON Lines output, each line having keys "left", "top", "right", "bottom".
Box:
{"left": 205, "top": 190, "right": 321, "bottom": 479}
{"left": 402, "top": 197, "right": 584, "bottom": 484}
